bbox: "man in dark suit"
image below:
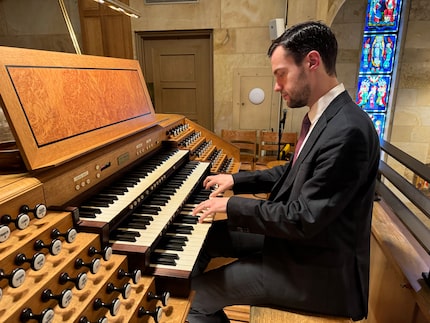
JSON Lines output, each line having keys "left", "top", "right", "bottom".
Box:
{"left": 187, "top": 21, "right": 380, "bottom": 323}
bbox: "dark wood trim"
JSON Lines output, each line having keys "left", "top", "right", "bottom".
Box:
{"left": 381, "top": 140, "right": 430, "bottom": 182}
{"left": 376, "top": 140, "right": 430, "bottom": 254}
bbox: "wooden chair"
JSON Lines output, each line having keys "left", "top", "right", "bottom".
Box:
{"left": 257, "top": 131, "right": 297, "bottom": 167}
{"left": 221, "top": 129, "right": 257, "bottom": 171}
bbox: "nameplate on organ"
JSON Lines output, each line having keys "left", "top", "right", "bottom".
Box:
{"left": 0, "top": 45, "right": 241, "bottom": 308}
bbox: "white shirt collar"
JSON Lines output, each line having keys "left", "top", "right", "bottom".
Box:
{"left": 294, "top": 83, "right": 345, "bottom": 158}
{"left": 308, "top": 83, "right": 345, "bottom": 125}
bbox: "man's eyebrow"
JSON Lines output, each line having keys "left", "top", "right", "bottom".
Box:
{"left": 273, "top": 68, "right": 285, "bottom": 76}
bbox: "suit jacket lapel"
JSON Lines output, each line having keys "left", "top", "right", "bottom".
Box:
{"left": 268, "top": 161, "right": 292, "bottom": 200}
{"left": 273, "top": 91, "right": 350, "bottom": 198}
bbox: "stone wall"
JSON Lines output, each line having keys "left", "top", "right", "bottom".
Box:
{"left": 130, "top": 0, "right": 286, "bottom": 133}
{"left": 392, "top": 0, "right": 430, "bottom": 165}
{"left": 331, "top": 0, "right": 366, "bottom": 101}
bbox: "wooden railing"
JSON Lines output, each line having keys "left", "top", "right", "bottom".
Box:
{"left": 369, "top": 139, "right": 430, "bottom": 323}
{"left": 376, "top": 140, "right": 430, "bottom": 256}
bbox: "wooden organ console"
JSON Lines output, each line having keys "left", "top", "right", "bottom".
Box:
{"left": 0, "top": 46, "right": 241, "bottom": 322}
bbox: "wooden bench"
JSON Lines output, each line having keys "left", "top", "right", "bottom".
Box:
{"left": 250, "top": 306, "right": 364, "bottom": 322}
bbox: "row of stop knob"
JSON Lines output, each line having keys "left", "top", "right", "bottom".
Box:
{"left": 19, "top": 267, "right": 169, "bottom": 323}
{"left": 0, "top": 204, "right": 48, "bottom": 243}
{"left": 0, "top": 243, "right": 109, "bottom": 292}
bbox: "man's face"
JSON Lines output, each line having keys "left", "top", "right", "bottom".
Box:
{"left": 271, "top": 46, "right": 310, "bottom": 108}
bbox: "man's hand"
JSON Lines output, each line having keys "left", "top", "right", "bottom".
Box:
{"left": 203, "top": 174, "right": 234, "bottom": 197}
{"left": 192, "top": 197, "right": 230, "bottom": 223}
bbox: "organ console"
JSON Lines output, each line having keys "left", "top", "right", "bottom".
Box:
{"left": 0, "top": 45, "right": 241, "bottom": 322}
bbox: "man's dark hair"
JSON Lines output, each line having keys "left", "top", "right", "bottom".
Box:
{"left": 268, "top": 21, "right": 338, "bottom": 76}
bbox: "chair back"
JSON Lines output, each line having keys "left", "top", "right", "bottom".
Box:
{"left": 258, "top": 131, "right": 297, "bottom": 165}
{"left": 221, "top": 129, "right": 257, "bottom": 170}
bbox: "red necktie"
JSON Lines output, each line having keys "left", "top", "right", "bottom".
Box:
{"left": 293, "top": 113, "right": 311, "bottom": 165}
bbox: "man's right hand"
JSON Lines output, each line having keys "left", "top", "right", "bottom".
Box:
{"left": 203, "top": 174, "right": 234, "bottom": 197}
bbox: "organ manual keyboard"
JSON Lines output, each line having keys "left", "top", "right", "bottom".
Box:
{"left": 0, "top": 45, "right": 241, "bottom": 322}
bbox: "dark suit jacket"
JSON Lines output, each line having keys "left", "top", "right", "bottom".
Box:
{"left": 227, "top": 91, "right": 380, "bottom": 321}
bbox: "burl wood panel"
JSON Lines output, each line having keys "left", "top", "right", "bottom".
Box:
{"left": 8, "top": 67, "right": 151, "bottom": 147}
{"left": 0, "top": 46, "right": 156, "bottom": 170}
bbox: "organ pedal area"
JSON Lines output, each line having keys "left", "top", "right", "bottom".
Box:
{"left": 0, "top": 46, "right": 241, "bottom": 322}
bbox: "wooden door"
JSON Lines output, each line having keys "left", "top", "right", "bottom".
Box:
{"left": 78, "top": 0, "right": 133, "bottom": 59}
{"left": 233, "top": 68, "right": 281, "bottom": 132}
{"left": 136, "top": 31, "right": 213, "bottom": 130}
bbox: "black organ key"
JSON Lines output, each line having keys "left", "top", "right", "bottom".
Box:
{"left": 150, "top": 253, "right": 177, "bottom": 266}
{"left": 132, "top": 214, "right": 154, "bottom": 222}
{"left": 168, "top": 224, "right": 194, "bottom": 235}
{"left": 80, "top": 207, "right": 102, "bottom": 214}
{"left": 176, "top": 215, "right": 199, "bottom": 224}
{"left": 138, "top": 162, "right": 212, "bottom": 277}
{"left": 91, "top": 196, "right": 117, "bottom": 204}
{"left": 158, "top": 187, "right": 177, "bottom": 194}
{"left": 78, "top": 211, "right": 97, "bottom": 219}
{"left": 110, "top": 160, "right": 211, "bottom": 266}
{"left": 127, "top": 219, "right": 151, "bottom": 228}
{"left": 137, "top": 206, "right": 161, "bottom": 214}
{"left": 157, "top": 252, "right": 179, "bottom": 260}
{"left": 189, "top": 194, "right": 209, "bottom": 203}
{"left": 83, "top": 200, "right": 110, "bottom": 208}
{"left": 76, "top": 149, "right": 190, "bottom": 226}
{"left": 157, "top": 240, "right": 188, "bottom": 254}
{"left": 117, "top": 177, "right": 140, "bottom": 185}
{"left": 78, "top": 207, "right": 101, "bottom": 218}
{"left": 111, "top": 228, "right": 141, "bottom": 242}
{"left": 149, "top": 196, "right": 170, "bottom": 203}
{"left": 156, "top": 236, "right": 186, "bottom": 251}
{"left": 164, "top": 235, "right": 188, "bottom": 243}
{"left": 126, "top": 222, "right": 147, "bottom": 230}
{"left": 100, "top": 188, "right": 127, "bottom": 196}
{"left": 129, "top": 216, "right": 152, "bottom": 225}
{"left": 157, "top": 243, "right": 183, "bottom": 252}
{"left": 96, "top": 193, "right": 119, "bottom": 200}
{"left": 111, "top": 233, "right": 136, "bottom": 242}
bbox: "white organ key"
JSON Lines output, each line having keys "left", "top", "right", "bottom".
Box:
{"left": 150, "top": 222, "right": 211, "bottom": 271}
{"left": 80, "top": 149, "right": 189, "bottom": 223}
{"left": 110, "top": 161, "right": 210, "bottom": 248}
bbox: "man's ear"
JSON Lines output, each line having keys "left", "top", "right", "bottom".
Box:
{"left": 307, "top": 50, "right": 320, "bottom": 69}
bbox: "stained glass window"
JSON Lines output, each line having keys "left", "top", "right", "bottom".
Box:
{"left": 357, "top": 0, "right": 404, "bottom": 140}
{"left": 365, "top": 0, "right": 402, "bottom": 33}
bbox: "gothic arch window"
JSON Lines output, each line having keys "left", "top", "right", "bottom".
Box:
{"left": 356, "top": 0, "right": 405, "bottom": 140}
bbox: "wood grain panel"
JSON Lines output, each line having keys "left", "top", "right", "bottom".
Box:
{"left": 0, "top": 46, "right": 156, "bottom": 170}
{"left": 8, "top": 67, "right": 150, "bottom": 146}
